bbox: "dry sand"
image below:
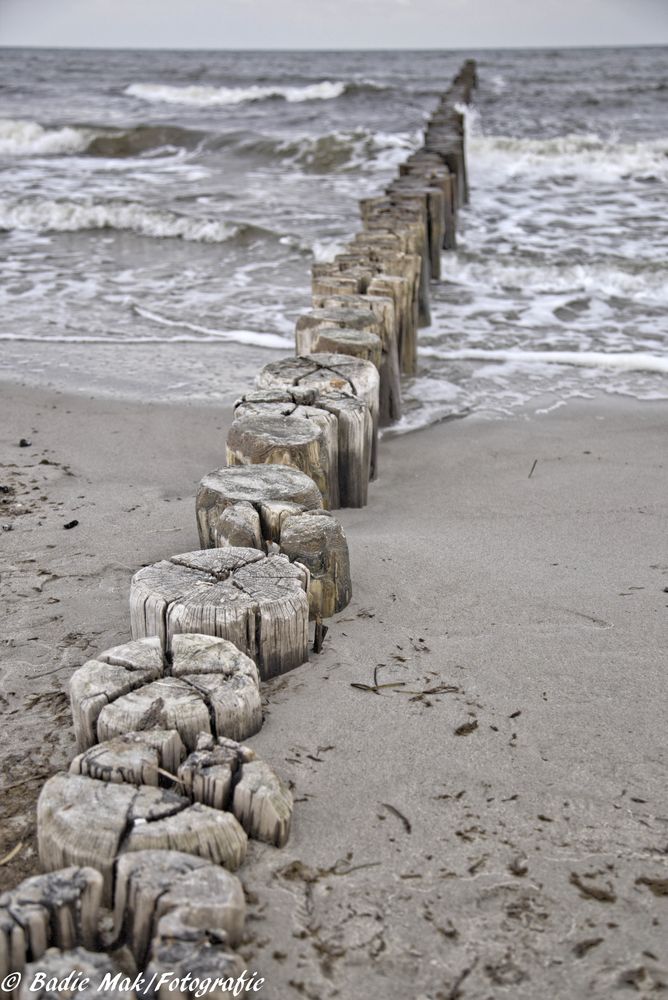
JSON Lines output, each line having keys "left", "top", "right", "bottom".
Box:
{"left": 1, "top": 382, "right": 667, "bottom": 998}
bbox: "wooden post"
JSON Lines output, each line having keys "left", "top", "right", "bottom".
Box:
{"left": 113, "top": 849, "right": 245, "bottom": 966}
{"left": 280, "top": 510, "right": 352, "bottom": 618}
{"left": 0, "top": 868, "right": 102, "bottom": 978}
{"left": 130, "top": 550, "right": 310, "bottom": 679}
{"left": 232, "top": 759, "right": 293, "bottom": 848}
{"left": 69, "top": 637, "right": 164, "bottom": 752}
{"left": 196, "top": 468, "right": 352, "bottom": 619}
{"left": 296, "top": 324, "right": 382, "bottom": 370}
{"left": 257, "top": 354, "right": 379, "bottom": 487}
{"left": 228, "top": 399, "right": 339, "bottom": 509}
{"left": 311, "top": 293, "right": 401, "bottom": 424}
{"left": 37, "top": 773, "right": 248, "bottom": 904}
{"left": 197, "top": 464, "right": 322, "bottom": 549}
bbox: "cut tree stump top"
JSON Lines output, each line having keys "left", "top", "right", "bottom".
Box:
{"left": 130, "top": 549, "right": 310, "bottom": 679}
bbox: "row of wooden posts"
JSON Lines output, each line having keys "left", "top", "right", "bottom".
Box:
{"left": 0, "top": 60, "right": 477, "bottom": 992}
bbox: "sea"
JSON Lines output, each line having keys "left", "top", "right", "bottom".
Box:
{"left": 1, "top": 46, "right": 667, "bottom": 429}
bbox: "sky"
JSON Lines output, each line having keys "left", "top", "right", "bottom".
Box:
{"left": 1, "top": 0, "right": 667, "bottom": 50}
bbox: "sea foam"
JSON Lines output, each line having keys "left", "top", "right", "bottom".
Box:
{"left": 0, "top": 118, "right": 91, "bottom": 156}
{"left": 420, "top": 347, "right": 668, "bottom": 376}
{"left": 469, "top": 132, "right": 668, "bottom": 182}
{"left": 0, "top": 197, "right": 240, "bottom": 242}
{"left": 125, "top": 80, "right": 347, "bottom": 106}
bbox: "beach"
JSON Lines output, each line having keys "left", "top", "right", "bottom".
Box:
{"left": 2, "top": 382, "right": 666, "bottom": 997}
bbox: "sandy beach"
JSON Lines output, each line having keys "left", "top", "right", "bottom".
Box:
{"left": 1, "top": 380, "right": 666, "bottom": 997}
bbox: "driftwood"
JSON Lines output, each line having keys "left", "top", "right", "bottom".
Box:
{"left": 0, "top": 868, "right": 102, "bottom": 978}
{"left": 37, "top": 774, "right": 247, "bottom": 904}
{"left": 197, "top": 464, "right": 322, "bottom": 549}
{"left": 130, "top": 550, "right": 310, "bottom": 679}
{"left": 113, "top": 850, "right": 245, "bottom": 966}
{"left": 232, "top": 759, "right": 293, "bottom": 848}
{"left": 18, "top": 948, "right": 130, "bottom": 998}
{"left": 280, "top": 511, "right": 351, "bottom": 618}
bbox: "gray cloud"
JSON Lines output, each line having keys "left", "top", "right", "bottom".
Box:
{"left": 1, "top": 0, "right": 666, "bottom": 48}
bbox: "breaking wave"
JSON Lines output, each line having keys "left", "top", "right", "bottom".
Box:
{"left": 443, "top": 257, "right": 668, "bottom": 306}
{"left": 262, "top": 128, "right": 421, "bottom": 173}
{"left": 125, "top": 80, "right": 349, "bottom": 106}
{"left": 0, "top": 118, "right": 92, "bottom": 156}
{"left": 469, "top": 132, "right": 668, "bottom": 181}
{"left": 85, "top": 124, "right": 207, "bottom": 157}
{"left": 0, "top": 197, "right": 245, "bottom": 242}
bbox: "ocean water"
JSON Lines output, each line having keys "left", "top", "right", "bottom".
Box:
{"left": 0, "top": 46, "right": 666, "bottom": 425}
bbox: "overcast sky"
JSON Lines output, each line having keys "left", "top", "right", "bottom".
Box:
{"left": 1, "top": 0, "right": 667, "bottom": 49}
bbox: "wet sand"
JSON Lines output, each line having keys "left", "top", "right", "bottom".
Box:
{"left": 1, "top": 382, "right": 667, "bottom": 998}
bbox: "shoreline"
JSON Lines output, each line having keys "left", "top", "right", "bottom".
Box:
{"left": 2, "top": 381, "right": 667, "bottom": 996}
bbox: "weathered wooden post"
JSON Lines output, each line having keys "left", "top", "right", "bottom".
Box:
{"left": 196, "top": 465, "right": 352, "bottom": 619}
{"left": 130, "top": 550, "right": 310, "bottom": 677}
{"left": 309, "top": 294, "right": 402, "bottom": 424}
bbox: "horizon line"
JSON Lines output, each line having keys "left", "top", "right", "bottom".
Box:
{"left": 1, "top": 42, "right": 666, "bottom": 52}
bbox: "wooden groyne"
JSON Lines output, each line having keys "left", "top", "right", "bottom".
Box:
{"left": 0, "top": 59, "right": 476, "bottom": 990}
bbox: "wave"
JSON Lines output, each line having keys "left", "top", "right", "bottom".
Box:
{"left": 0, "top": 117, "right": 209, "bottom": 160}
{"left": 85, "top": 124, "right": 207, "bottom": 158}
{"left": 0, "top": 118, "right": 92, "bottom": 156}
{"left": 0, "top": 197, "right": 243, "bottom": 242}
{"left": 420, "top": 347, "right": 668, "bottom": 376}
{"left": 125, "top": 80, "right": 348, "bottom": 106}
{"left": 442, "top": 258, "right": 668, "bottom": 305}
{"left": 269, "top": 128, "right": 421, "bottom": 174}
{"left": 469, "top": 131, "right": 668, "bottom": 181}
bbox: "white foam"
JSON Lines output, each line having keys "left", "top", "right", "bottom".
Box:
{"left": 421, "top": 347, "right": 668, "bottom": 376}
{"left": 469, "top": 132, "right": 668, "bottom": 183}
{"left": 490, "top": 74, "right": 507, "bottom": 95}
{"left": 0, "top": 197, "right": 239, "bottom": 242}
{"left": 281, "top": 127, "right": 422, "bottom": 175}
{"left": 441, "top": 256, "right": 668, "bottom": 306}
{"left": 125, "top": 81, "right": 346, "bottom": 107}
{"left": 134, "top": 306, "right": 293, "bottom": 349}
{"left": 0, "top": 118, "right": 91, "bottom": 156}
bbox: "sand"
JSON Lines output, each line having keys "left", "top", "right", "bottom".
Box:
{"left": 1, "top": 382, "right": 667, "bottom": 998}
